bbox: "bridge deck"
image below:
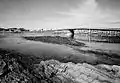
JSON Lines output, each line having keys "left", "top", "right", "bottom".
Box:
{"left": 55, "top": 28, "right": 120, "bottom": 32}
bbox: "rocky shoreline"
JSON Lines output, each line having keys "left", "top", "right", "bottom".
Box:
{"left": 0, "top": 48, "right": 120, "bottom": 83}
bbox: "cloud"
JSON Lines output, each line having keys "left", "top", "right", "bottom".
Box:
{"left": 48, "top": 0, "right": 120, "bottom": 29}
{"left": 0, "top": 0, "right": 84, "bottom": 29}
{"left": 0, "top": 0, "right": 120, "bottom": 29}
{"left": 106, "top": 20, "right": 120, "bottom": 24}
{"left": 96, "top": 0, "right": 120, "bottom": 10}
{"left": 96, "top": 0, "right": 120, "bottom": 16}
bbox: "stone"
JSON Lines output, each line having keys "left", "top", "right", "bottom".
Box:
{"left": 33, "top": 60, "right": 120, "bottom": 83}
{"left": 1, "top": 49, "right": 120, "bottom": 83}
{"left": 0, "top": 60, "right": 6, "bottom": 75}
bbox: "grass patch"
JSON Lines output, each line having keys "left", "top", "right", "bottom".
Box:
{"left": 23, "top": 36, "right": 85, "bottom": 46}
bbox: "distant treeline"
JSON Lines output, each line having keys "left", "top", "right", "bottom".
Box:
{"left": 0, "top": 27, "right": 29, "bottom": 32}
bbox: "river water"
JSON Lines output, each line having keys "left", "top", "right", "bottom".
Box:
{"left": 0, "top": 32, "right": 120, "bottom": 64}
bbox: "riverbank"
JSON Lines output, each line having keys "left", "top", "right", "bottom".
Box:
{"left": 23, "top": 36, "right": 85, "bottom": 46}
{"left": 0, "top": 48, "right": 120, "bottom": 83}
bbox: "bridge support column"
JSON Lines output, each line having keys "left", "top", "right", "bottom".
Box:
{"left": 69, "top": 29, "right": 74, "bottom": 39}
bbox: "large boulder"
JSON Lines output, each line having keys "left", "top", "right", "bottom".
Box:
{"left": 33, "top": 60, "right": 120, "bottom": 83}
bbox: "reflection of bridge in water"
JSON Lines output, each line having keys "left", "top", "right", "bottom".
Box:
{"left": 54, "top": 28, "right": 120, "bottom": 39}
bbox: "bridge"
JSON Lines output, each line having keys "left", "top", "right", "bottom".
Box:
{"left": 53, "top": 28, "right": 120, "bottom": 39}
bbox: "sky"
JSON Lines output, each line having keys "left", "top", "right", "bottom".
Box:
{"left": 0, "top": 0, "right": 120, "bottom": 30}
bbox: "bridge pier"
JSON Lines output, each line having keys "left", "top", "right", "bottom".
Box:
{"left": 68, "top": 29, "right": 74, "bottom": 39}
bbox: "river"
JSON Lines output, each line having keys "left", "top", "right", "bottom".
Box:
{"left": 0, "top": 32, "right": 120, "bottom": 65}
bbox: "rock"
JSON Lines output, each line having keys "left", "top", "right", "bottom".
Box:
{"left": 0, "top": 54, "right": 32, "bottom": 83}
{"left": 0, "top": 49, "right": 120, "bottom": 83}
{"left": 0, "top": 59, "right": 6, "bottom": 75}
{"left": 112, "top": 65, "right": 120, "bottom": 77}
{"left": 33, "top": 60, "right": 120, "bottom": 83}
{"left": 96, "top": 64, "right": 112, "bottom": 71}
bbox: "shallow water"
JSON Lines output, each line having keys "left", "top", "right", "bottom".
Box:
{"left": 0, "top": 32, "right": 120, "bottom": 64}
{"left": 0, "top": 33, "right": 97, "bottom": 63}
